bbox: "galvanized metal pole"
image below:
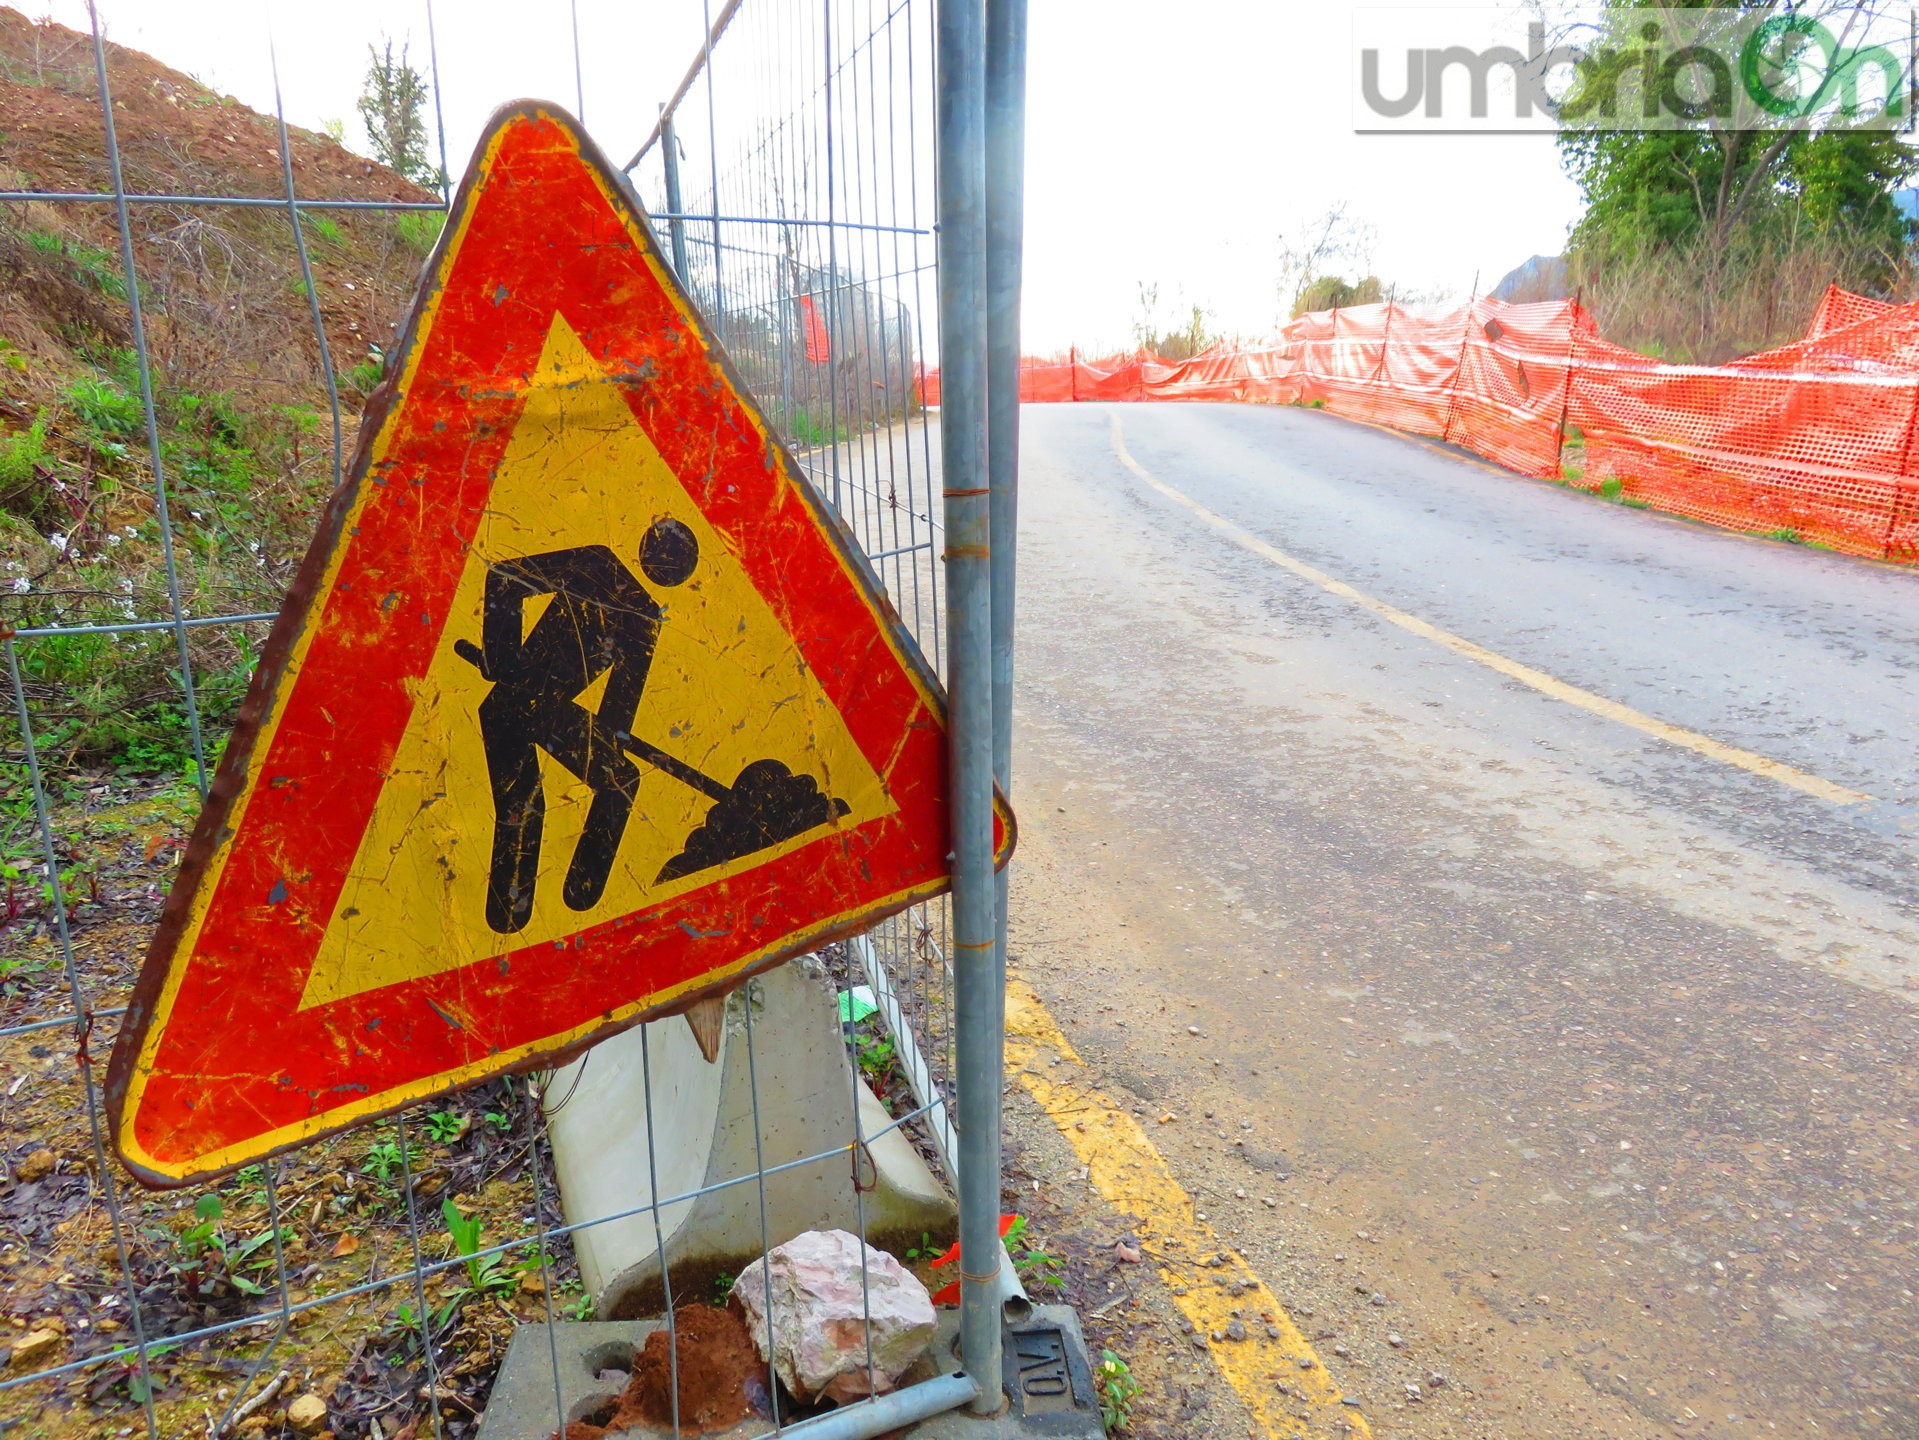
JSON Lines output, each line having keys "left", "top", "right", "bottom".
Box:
{"left": 660, "top": 112, "right": 691, "bottom": 282}
{"left": 938, "top": 0, "right": 1002, "bottom": 1414}
{"left": 985, "top": 0, "right": 1027, "bottom": 1073}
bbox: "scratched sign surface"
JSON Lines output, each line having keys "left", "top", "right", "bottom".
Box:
{"left": 105, "top": 103, "right": 1013, "bottom": 1188}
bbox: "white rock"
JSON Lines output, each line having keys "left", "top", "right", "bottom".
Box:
{"left": 732, "top": 1229, "right": 936, "bottom": 1404}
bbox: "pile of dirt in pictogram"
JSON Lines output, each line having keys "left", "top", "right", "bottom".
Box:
{"left": 561, "top": 1304, "right": 764, "bottom": 1439}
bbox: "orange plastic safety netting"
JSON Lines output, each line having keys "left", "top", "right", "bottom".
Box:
{"left": 920, "top": 284, "right": 1919, "bottom": 562}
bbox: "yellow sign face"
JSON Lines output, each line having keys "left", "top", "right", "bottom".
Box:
{"left": 300, "top": 316, "right": 892, "bottom": 1008}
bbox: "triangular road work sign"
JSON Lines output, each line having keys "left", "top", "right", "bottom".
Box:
{"left": 106, "top": 103, "right": 1013, "bottom": 1188}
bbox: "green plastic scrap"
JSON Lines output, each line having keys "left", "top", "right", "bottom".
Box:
{"left": 838, "top": 985, "right": 878, "bottom": 1025}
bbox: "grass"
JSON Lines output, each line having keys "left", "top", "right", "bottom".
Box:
{"left": 344, "top": 355, "right": 384, "bottom": 397}
{"left": 300, "top": 211, "right": 346, "bottom": 250}
{"left": 397, "top": 210, "right": 445, "bottom": 257}
{"left": 787, "top": 407, "right": 850, "bottom": 448}
{"left": 27, "top": 227, "right": 130, "bottom": 301}
{"left": 5, "top": 343, "right": 330, "bottom": 775}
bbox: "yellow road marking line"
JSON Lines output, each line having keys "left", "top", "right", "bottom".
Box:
{"left": 1109, "top": 410, "right": 1875, "bottom": 808}
{"left": 1005, "top": 977, "right": 1371, "bottom": 1440}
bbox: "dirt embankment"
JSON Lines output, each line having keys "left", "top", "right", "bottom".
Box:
{"left": 0, "top": 6, "right": 436, "bottom": 773}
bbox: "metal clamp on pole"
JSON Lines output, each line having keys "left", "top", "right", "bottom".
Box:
{"left": 659, "top": 111, "right": 690, "bottom": 282}
{"left": 937, "top": 0, "right": 1003, "bottom": 1417}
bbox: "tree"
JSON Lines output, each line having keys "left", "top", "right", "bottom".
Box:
{"left": 1275, "top": 205, "right": 1379, "bottom": 322}
{"left": 1131, "top": 283, "right": 1215, "bottom": 360}
{"left": 1556, "top": 0, "right": 1915, "bottom": 354}
{"left": 357, "top": 40, "right": 440, "bottom": 191}
{"left": 1293, "top": 274, "right": 1385, "bottom": 317}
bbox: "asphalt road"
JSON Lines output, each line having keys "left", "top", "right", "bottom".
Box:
{"left": 1003, "top": 401, "right": 1919, "bottom": 1439}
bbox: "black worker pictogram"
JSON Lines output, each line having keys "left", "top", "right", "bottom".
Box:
{"left": 456, "top": 516, "right": 849, "bottom": 935}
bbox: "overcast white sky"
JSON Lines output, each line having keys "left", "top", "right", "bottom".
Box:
{"left": 50, "top": 0, "right": 1581, "bottom": 352}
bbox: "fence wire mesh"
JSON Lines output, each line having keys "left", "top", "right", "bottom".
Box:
{"left": 0, "top": 3, "right": 962, "bottom": 1437}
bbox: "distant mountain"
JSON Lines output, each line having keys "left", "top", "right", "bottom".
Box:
{"left": 1489, "top": 254, "right": 1571, "bottom": 303}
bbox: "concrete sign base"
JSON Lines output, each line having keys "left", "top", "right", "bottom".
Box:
{"left": 544, "top": 955, "right": 957, "bottom": 1318}
{"left": 476, "top": 1306, "right": 1103, "bottom": 1440}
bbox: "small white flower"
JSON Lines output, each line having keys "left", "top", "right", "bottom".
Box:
{"left": 123, "top": 525, "right": 137, "bottom": 537}
{"left": 188, "top": 510, "right": 203, "bottom": 521}
{"left": 106, "top": 533, "right": 121, "bottom": 546}
{"left": 119, "top": 578, "right": 133, "bottom": 594}
{"left": 11, "top": 577, "right": 29, "bottom": 594}
{"left": 47, "top": 533, "right": 67, "bottom": 553}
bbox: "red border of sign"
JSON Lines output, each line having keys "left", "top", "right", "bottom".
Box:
{"left": 104, "top": 103, "right": 1012, "bottom": 1187}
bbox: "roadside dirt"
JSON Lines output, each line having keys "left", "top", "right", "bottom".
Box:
{"left": 1002, "top": 1080, "right": 1270, "bottom": 1440}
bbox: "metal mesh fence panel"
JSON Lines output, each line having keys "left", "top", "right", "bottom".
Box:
{"left": 0, "top": 3, "right": 968, "bottom": 1437}
{"left": 626, "top": 0, "right": 961, "bottom": 1178}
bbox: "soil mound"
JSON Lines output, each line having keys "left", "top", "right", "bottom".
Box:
{"left": 563, "top": 1303, "right": 762, "bottom": 1439}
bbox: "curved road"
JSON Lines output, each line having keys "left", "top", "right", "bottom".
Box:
{"left": 1005, "top": 402, "right": 1919, "bottom": 1439}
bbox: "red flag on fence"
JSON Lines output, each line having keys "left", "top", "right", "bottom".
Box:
{"left": 798, "top": 294, "right": 830, "bottom": 364}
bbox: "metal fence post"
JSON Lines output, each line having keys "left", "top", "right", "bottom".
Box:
{"left": 986, "top": 0, "right": 1027, "bottom": 1061}
{"left": 660, "top": 112, "right": 690, "bottom": 281}
{"left": 937, "top": 0, "right": 1002, "bottom": 1414}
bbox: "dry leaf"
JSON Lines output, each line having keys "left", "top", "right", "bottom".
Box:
{"left": 330, "top": 1233, "right": 360, "bottom": 1258}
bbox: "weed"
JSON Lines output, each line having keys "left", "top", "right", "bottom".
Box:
{"left": 482, "top": 1110, "right": 513, "bottom": 1133}
{"left": 441, "top": 1198, "right": 518, "bottom": 1296}
{"left": 854, "top": 1027, "right": 896, "bottom": 1085}
{"left": 172, "top": 1194, "right": 284, "bottom": 1297}
{"left": 1093, "top": 1348, "right": 1142, "bottom": 1432}
{"left": 1004, "top": 1215, "right": 1066, "bottom": 1293}
{"left": 397, "top": 210, "right": 446, "bottom": 257}
{"left": 227, "top": 1163, "right": 269, "bottom": 1207}
{"left": 363, "top": 1139, "right": 410, "bottom": 1181}
{"left": 390, "top": 1293, "right": 463, "bottom": 1344}
{"left": 1597, "top": 476, "right": 1625, "bottom": 502}
{"left": 0, "top": 413, "right": 49, "bottom": 512}
{"left": 66, "top": 373, "right": 144, "bottom": 439}
{"left": 903, "top": 1231, "right": 937, "bottom": 1262}
{"left": 424, "top": 1110, "right": 468, "bottom": 1142}
{"left": 1761, "top": 525, "right": 1804, "bottom": 543}
{"left": 713, "top": 1271, "right": 736, "bottom": 1305}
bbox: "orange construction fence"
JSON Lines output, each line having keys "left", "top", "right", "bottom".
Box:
{"left": 920, "top": 286, "right": 1919, "bottom": 563}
